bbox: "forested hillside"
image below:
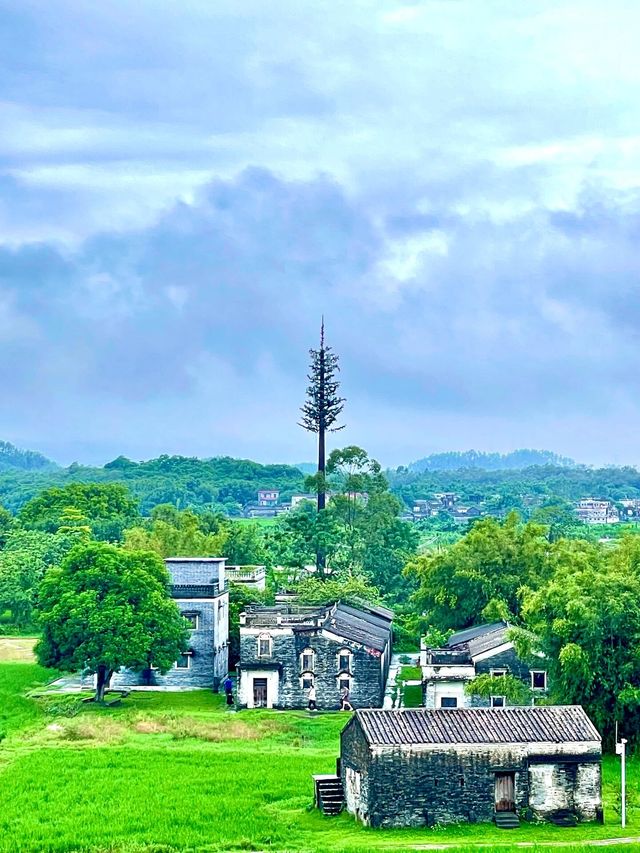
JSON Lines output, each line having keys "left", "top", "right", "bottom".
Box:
{"left": 0, "top": 441, "right": 57, "bottom": 473}
{"left": 408, "top": 449, "right": 575, "bottom": 472}
{"left": 0, "top": 454, "right": 305, "bottom": 515}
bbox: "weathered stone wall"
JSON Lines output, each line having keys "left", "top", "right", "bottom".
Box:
{"left": 340, "top": 732, "right": 602, "bottom": 828}
{"left": 529, "top": 760, "right": 601, "bottom": 820}
{"left": 474, "top": 647, "right": 531, "bottom": 681}
{"left": 112, "top": 592, "right": 229, "bottom": 690}
{"left": 239, "top": 627, "right": 386, "bottom": 709}
{"left": 362, "top": 744, "right": 528, "bottom": 827}
{"left": 167, "top": 559, "right": 225, "bottom": 587}
{"left": 341, "top": 718, "right": 372, "bottom": 824}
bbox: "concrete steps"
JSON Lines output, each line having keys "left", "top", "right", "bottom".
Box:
{"left": 494, "top": 811, "right": 520, "bottom": 829}
{"left": 313, "top": 775, "right": 345, "bottom": 816}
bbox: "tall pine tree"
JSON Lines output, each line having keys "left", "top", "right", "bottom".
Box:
{"left": 299, "top": 320, "right": 345, "bottom": 573}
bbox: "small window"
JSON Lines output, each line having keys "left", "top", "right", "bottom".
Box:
{"left": 338, "top": 649, "right": 351, "bottom": 672}
{"left": 491, "top": 695, "right": 505, "bottom": 708}
{"left": 440, "top": 696, "right": 458, "bottom": 708}
{"left": 302, "top": 675, "right": 313, "bottom": 689}
{"left": 531, "top": 670, "right": 547, "bottom": 690}
{"left": 300, "top": 648, "right": 315, "bottom": 671}
{"left": 339, "top": 677, "right": 351, "bottom": 691}
{"left": 258, "top": 633, "right": 272, "bottom": 657}
{"left": 491, "top": 668, "right": 507, "bottom": 678}
{"left": 175, "top": 652, "right": 192, "bottom": 669}
{"left": 184, "top": 613, "right": 199, "bottom": 630}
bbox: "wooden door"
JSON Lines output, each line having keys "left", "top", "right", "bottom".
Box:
{"left": 253, "top": 677, "right": 268, "bottom": 707}
{"left": 494, "top": 773, "right": 515, "bottom": 812}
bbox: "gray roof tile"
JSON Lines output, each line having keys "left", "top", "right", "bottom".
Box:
{"left": 353, "top": 706, "right": 601, "bottom": 746}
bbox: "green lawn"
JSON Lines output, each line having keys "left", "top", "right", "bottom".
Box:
{"left": 0, "top": 662, "right": 638, "bottom": 852}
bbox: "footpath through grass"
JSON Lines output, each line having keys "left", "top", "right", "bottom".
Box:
{"left": 0, "top": 662, "right": 638, "bottom": 853}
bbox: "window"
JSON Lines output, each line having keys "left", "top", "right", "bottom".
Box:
{"left": 175, "top": 652, "right": 192, "bottom": 669}
{"left": 337, "top": 649, "right": 351, "bottom": 672}
{"left": 300, "top": 648, "right": 315, "bottom": 671}
{"left": 302, "top": 675, "right": 313, "bottom": 689}
{"left": 440, "top": 696, "right": 458, "bottom": 708}
{"left": 184, "top": 613, "right": 199, "bottom": 630}
{"left": 531, "top": 670, "right": 547, "bottom": 690}
{"left": 491, "top": 668, "right": 507, "bottom": 678}
{"left": 339, "top": 676, "right": 351, "bottom": 691}
{"left": 491, "top": 695, "right": 505, "bottom": 708}
{"left": 258, "top": 633, "right": 272, "bottom": 657}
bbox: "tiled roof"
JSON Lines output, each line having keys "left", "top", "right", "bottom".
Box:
{"left": 447, "top": 621, "right": 507, "bottom": 648}
{"left": 353, "top": 706, "right": 601, "bottom": 746}
{"left": 467, "top": 626, "right": 511, "bottom": 657}
{"left": 324, "top": 603, "right": 392, "bottom": 652}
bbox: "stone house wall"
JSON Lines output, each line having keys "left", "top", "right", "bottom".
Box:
{"left": 239, "top": 627, "right": 387, "bottom": 709}
{"left": 112, "top": 591, "right": 229, "bottom": 690}
{"left": 340, "top": 728, "right": 602, "bottom": 828}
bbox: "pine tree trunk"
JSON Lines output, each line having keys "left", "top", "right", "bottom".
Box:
{"left": 95, "top": 664, "right": 113, "bottom": 703}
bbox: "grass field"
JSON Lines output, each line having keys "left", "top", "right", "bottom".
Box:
{"left": 0, "top": 662, "right": 638, "bottom": 853}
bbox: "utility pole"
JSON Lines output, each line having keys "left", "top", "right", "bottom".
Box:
{"left": 615, "top": 722, "right": 627, "bottom": 828}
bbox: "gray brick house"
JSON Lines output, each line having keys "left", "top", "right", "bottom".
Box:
{"left": 339, "top": 706, "right": 602, "bottom": 827}
{"left": 111, "top": 557, "right": 229, "bottom": 690}
{"left": 237, "top": 601, "right": 392, "bottom": 709}
{"left": 421, "top": 622, "right": 548, "bottom": 709}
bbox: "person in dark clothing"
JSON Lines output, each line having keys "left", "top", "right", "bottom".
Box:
{"left": 223, "top": 676, "right": 234, "bottom": 706}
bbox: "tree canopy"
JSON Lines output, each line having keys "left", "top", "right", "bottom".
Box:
{"left": 36, "top": 542, "right": 189, "bottom": 701}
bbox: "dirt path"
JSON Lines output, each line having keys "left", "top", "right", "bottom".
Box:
{"left": 0, "top": 636, "right": 37, "bottom": 662}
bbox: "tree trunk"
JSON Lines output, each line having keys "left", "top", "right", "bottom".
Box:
{"left": 95, "top": 664, "right": 113, "bottom": 703}
{"left": 316, "top": 345, "right": 326, "bottom": 575}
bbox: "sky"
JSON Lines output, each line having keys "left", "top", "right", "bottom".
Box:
{"left": 2, "top": 1, "right": 640, "bottom": 468}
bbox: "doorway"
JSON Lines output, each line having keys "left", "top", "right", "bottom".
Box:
{"left": 494, "top": 772, "right": 515, "bottom": 812}
{"left": 253, "top": 677, "right": 268, "bottom": 707}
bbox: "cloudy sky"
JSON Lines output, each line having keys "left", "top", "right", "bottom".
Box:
{"left": 2, "top": 1, "right": 640, "bottom": 467}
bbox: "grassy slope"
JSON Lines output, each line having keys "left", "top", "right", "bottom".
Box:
{"left": 0, "top": 663, "right": 638, "bottom": 853}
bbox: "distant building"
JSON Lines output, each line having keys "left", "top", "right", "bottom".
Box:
{"left": 237, "top": 601, "right": 392, "bottom": 710}
{"left": 337, "top": 706, "right": 602, "bottom": 827}
{"left": 244, "top": 489, "right": 291, "bottom": 518}
{"left": 619, "top": 499, "right": 640, "bottom": 520}
{"left": 258, "top": 489, "right": 280, "bottom": 506}
{"left": 225, "top": 564, "right": 267, "bottom": 592}
{"left": 421, "top": 622, "right": 547, "bottom": 709}
{"left": 576, "top": 499, "right": 620, "bottom": 525}
{"left": 112, "top": 557, "right": 229, "bottom": 690}
{"left": 291, "top": 494, "right": 317, "bottom": 508}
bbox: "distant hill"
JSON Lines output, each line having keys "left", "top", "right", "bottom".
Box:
{"left": 0, "top": 453, "right": 305, "bottom": 514}
{"left": 408, "top": 449, "right": 576, "bottom": 473}
{"left": 294, "top": 462, "right": 316, "bottom": 475}
{"left": 0, "top": 440, "right": 58, "bottom": 472}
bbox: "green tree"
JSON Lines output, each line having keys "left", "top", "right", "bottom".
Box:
{"left": 405, "top": 513, "right": 551, "bottom": 631}
{"left": 122, "top": 507, "right": 227, "bottom": 558}
{"left": 295, "top": 573, "right": 381, "bottom": 608}
{"left": 18, "top": 483, "right": 139, "bottom": 540}
{"left": 523, "top": 536, "right": 640, "bottom": 745}
{"left": 36, "top": 542, "right": 189, "bottom": 702}
{"left": 465, "top": 672, "right": 532, "bottom": 705}
{"left": 0, "top": 529, "right": 75, "bottom": 628}
{"left": 223, "top": 522, "right": 266, "bottom": 566}
{"left": 0, "top": 504, "right": 13, "bottom": 548}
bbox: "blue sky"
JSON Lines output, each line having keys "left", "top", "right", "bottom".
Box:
{"left": 2, "top": 0, "right": 640, "bottom": 467}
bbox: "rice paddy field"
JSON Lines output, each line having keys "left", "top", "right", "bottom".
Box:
{"left": 0, "top": 660, "right": 639, "bottom": 853}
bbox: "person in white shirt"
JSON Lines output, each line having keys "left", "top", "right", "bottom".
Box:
{"left": 308, "top": 683, "right": 317, "bottom": 711}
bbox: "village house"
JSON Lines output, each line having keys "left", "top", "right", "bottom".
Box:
{"left": 335, "top": 706, "right": 602, "bottom": 828}
{"left": 237, "top": 601, "right": 392, "bottom": 709}
{"left": 575, "top": 499, "right": 620, "bottom": 525}
{"left": 421, "top": 622, "right": 547, "bottom": 709}
{"left": 111, "top": 557, "right": 229, "bottom": 691}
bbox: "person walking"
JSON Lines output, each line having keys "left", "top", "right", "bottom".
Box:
{"left": 223, "top": 675, "right": 234, "bottom": 706}
{"left": 340, "top": 685, "right": 353, "bottom": 711}
{"left": 307, "top": 682, "right": 317, "bottom": 711}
